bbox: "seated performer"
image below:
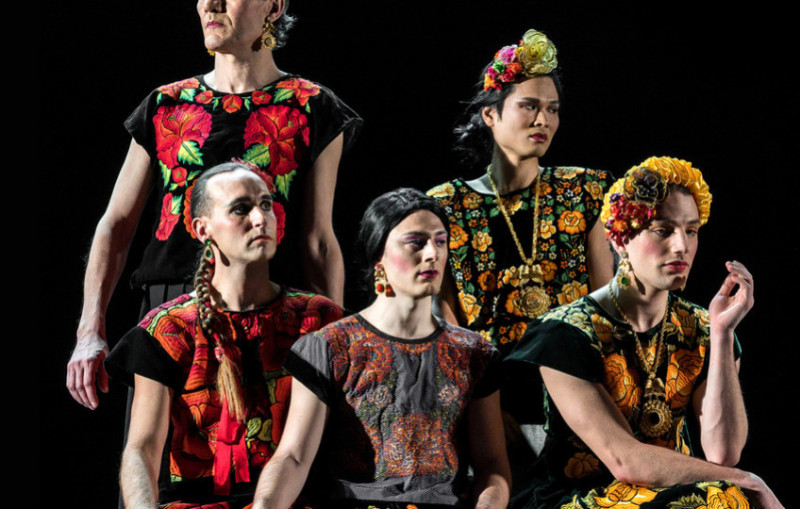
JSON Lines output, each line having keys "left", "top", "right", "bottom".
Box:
{"left": 505, "top": 157, "right": 783, "bottom": 508}
{"left": 427, "top": 28, "right": 613, "bottom": 354}
{"left": 104, "top": 162, "right": 342, "bottom": 508}
{"left": 252, "top": 188, "right": 511, "bottom": 509}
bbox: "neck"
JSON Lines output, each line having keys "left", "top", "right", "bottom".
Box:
{"left": 608, "top": 282, "right": 669, "bottom": 332}
{"left": 488, "top": 149, "right": 540, "bottom": 193}
{"left": 207, "top": 51, "right": 284, "bottom": 94}
{"left": 209, "top": 261, "right": 278, "bottom": 311}
{"left": 359, "top": 294, "right": 438, "bottom": 340}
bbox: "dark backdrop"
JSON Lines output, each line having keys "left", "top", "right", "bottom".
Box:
{"left": 43, "top": 2, "right": 794, "bottom": 506}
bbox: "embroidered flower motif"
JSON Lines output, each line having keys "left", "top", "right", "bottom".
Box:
{"left": 243, "top": 105, "right": 310, "bottom": 176}
{"left": 156, "top": 193, "right": 181, "bottom": 241}
{"left": 157, "top": 77, "right": 200, "bottom": 100}
{"left": 564, "top": 451, "right": 600, "bottom": 479}
{"left": 153, "top": 104, "right": 213, "bottom": 169}
{"left": 275, "top": 78, "right": 321, "bottom": 106}
{"left": 557, "top": 210, "right": 586, "bottom": 235}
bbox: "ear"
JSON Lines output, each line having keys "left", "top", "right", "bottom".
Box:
{"left": 193, "top": 216, "right": 210, "bottom": 243}
{"left": 609, "top": 237, "right": 626, "bottom": 258}
{"left": 481, "top": 106, "right": 498, "bottom": 127}
{"left": 267, "top": 0, "right": 286, "bottom": 21}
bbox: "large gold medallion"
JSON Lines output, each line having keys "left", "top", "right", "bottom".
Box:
{"left": 639, "top": 377, "right": 672, "bottom": 438}
{"left": 519, "top": 283, "right": 550, "bottom": 319}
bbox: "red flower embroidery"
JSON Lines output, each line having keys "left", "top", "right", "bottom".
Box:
{"left": 222, "top": 94, "right": 243, "bottom": 113}
{"left": 171, "top": 167, "right": 188, "bottom": 187}
{"left": 276, "top": 78, "right": 320, "bottom": 106}
{"left": 183, "top": 182, "right": 196, "bottom": 238}
{"left": 154, "top": 104, "right": 213, "bottom": 169}
{"left": 243, "top": 105, "right": 310, "bottom": 176}
{"left": 252, "top": 90, "right": 272, "bottom": 105}
{"left": 195, "top": 90, "right": 213, "bottom": 104}
{"left": 157, "top": 77, "right": 200, "bottom": 100}
{"left": 156, "top": 193, "right": 181, "bottom": 241}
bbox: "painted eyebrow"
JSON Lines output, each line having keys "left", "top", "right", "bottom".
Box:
{"left": 516, "top": 97, "right": 560, "bottom": 106}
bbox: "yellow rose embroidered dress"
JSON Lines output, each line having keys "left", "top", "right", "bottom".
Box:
{"left": 427, "top": 167, "right": 611, "bottom": 357}
{"left": 504, "top": 295, "right": 749, "bottom": 509}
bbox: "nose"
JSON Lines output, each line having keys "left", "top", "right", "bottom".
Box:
{"left": 200, "top": 0, "right": 222, "bottom": 12}
{"left": 422, "top": 239, "right": 440, "bottom": 262}
{"left": 249, "top": 206, "right": 269, "bottom": 228}
{"left": 671, "top": 230, "right": 689, "bottom": 255}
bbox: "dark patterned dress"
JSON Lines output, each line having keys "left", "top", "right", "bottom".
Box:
{"left": 105, "top": 288, "right": 343, "bottom": 508}
{"left": 427, "top": 167, "right": 611, "bottom": 357}
{"left": 504, "top": 295, "right": 749, "bottom": 509}
{"left": 126, "top": 75, "right": 362, "bottom": 290}
{"left": 285, "top": 314, "right": 502, "bottom": 507}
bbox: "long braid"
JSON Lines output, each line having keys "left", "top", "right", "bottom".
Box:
{"left": 194, "top": 239, "right": 247, "bottom": 422}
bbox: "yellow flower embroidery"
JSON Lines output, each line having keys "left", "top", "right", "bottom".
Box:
{"left": 471, "top": 230, "right": 493, "bottom": 252}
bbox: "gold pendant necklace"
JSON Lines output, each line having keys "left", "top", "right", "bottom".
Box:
{"left": 609, "top": 286, "right": 673, "bottom": 438}
{"left": 487, "top": 166, "right": 549, "bottom": 320}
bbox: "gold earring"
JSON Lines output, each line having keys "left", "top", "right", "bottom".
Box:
{"left": 261, "top": 20, "right": 277, "bottom": 50}
{"left": 616, "top": 252, "right": 633, "bottom": 289}
{"left": 374, "top": 264, "right": 394, "bottom": 296}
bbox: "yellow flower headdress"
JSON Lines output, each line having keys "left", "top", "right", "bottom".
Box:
{"left": 600, "top": 156, "right": 712, "bottom": 243}
{"left": 483, "top": 29, "right": 559, "bottom": 92}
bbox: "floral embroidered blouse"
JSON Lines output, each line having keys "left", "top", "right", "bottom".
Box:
{"left": 503, "top": 295, "right": 746, "bottom": 509}
{"left": 125, "top": 75, "right": 362, "bottom": 289}
{"left": 105, "top": 288, "right": 342, "bottom": 508}
{"left": 427, "top": 167, "right": 611, "bottom": 356}
{"left": 284, "top": 314, "right": 501, "bottom": 507}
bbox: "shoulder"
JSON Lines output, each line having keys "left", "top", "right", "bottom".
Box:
{"left": 278, "top": 287, "right": 345, "bottom": 332}
{"left": 150, "top": 76, "right": 204, "bottom": 102}
{"left": 137, "top": 294, "right": 199, "bottom": 334}
{"left": 427, "top": 178, "right": 474, "bottom": 209}
{"left": 439, "top": 322, "right": 500, "bottom": 357}
{"left": 669, "top": 294, "right": 711, "bottom": 342}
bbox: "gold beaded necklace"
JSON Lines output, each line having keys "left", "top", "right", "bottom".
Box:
{"left": 609, "top": 285, "right": 673, "bottom": 438}
{"left": 486, "top": 165, "right": 550, "bottom": 319}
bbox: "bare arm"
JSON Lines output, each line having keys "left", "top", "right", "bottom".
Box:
{"left": 586, "top": 218, "right": 614, "bottom": 291}
{"left": 467, "top": 392, "right": 511, "bottom": 509}
{"left": 693, "top": 261, "right": 753, "bottom": 465}
{"left": 120, "top": 374, "right": 172, "bottom": 509}
{"left": 301, "top": 133, "right": 345, "bottom": 305}
{"left": 540, "top": 366, "right": 782, "bottom": 508}
{"left": 252, "top": 379, "right": 328, "bottom": 509}
{"left": 67, "top": 140, "right": 153, "bottom": 409}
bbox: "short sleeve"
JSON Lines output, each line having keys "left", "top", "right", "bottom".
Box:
{"left": 124, "top": 91, "right": 159, "bottom": 158}
{"left": 471, "top": 343, "right": 503, "bottom": 399}
{"left": 307, "top": 84, "right": 362, "bottom": 164}
{"left": 284, "top": 331, "right": 336, "bottom": 405}
{"left": 505, "top": 318, "right": 605, "bottom": 384}
{"left": 105, "top": 326, "right": 185, "bottom": 389}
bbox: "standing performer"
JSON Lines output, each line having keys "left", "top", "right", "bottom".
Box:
{"left": 428, "top": 28, "right": 613, "bottom": 356}
{"left": 68, "top": 0, "right": 361, "bottom": 409}
{"left": 505, "top": 157, "right": 783, "bottom": 508}
{"left": 252, "top": 188, "right": 510, "bottom": 509}
{"left": 105, "top": 163, "right": 343, "bottom": 508}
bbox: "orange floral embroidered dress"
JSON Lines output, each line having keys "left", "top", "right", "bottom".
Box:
{"left": 504, "top": 295, "right": 748, "bottom": 508}
{"left": 427, "top": 167, "right": 610, "bottom": 357}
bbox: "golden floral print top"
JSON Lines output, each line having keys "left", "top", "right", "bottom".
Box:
{"left": 125, "top": 75, "right": 361, "bottom": 288}
{"left": 285, "top": 315, "right": 501, "bottom": 507}
{"left": 427, "top": 167, "right": 611, "bottom": 356}
{"left": 504, "top": 295, "right": 746, "bottom": 509}
{"left": 105, "top": 288, "right": 342, "bottom": 506}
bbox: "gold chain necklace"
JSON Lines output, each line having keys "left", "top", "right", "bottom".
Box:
{"left": 609, "top": 285, "right": 673, "bottom": 438}
{"left": 486, "top": 166, "right": 549, "bottom": 319}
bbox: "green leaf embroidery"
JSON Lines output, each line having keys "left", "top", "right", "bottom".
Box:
{"left": 158, "top": 161, "right": 171, "bottom": 189}
{"left": 275, "top": 171, "right": 296, "bottom": 199}
{"left": 178, "top": 141, "right": 203, "bottom": 167}
{"left": 179, "top": 88, "right": 197, "bottom": 102}
{"left": 242, "top": 144, "right": 272, "bottom": 167}
{"left": 273, "top": 88, "right": 294, "bottom": 103}
{"left": 170, "top": 194, "right": 182, "bottom": 214}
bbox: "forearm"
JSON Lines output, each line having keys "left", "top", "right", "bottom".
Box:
{"left": 302, "top": 232, "right": 345, "bottom": 306}
{"left": 120, "top": 446, "right": 160, "bottom": 509}
{"left": 252, "top": 449, "right": 313, "bottom": 509}
{"left": 473, "top": 467, "right": 510, "bottom": 509}
{"left": 697, "top": 329, "right": 748, "bottom": 465}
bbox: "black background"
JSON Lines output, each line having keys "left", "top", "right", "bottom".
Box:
{"left": 44, "top": 2, "right": 795, "bottom": 506}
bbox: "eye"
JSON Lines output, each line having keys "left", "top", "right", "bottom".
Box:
{"left": 260, "top": 197, "right": 274, "bottom": 211}
{"left": 686, "top": 227, "right": 699, "bottom": 237}
{"left": 435, "top": 236, "right": 448, "bottom": 247}
{"left": 231, "top": 204, "right": 250, "bottom": 216}
{"left": 548, "top": 106, "right": 559, "bottom": 114}
{"left": 649, "top": 226, "right": 671, "bottom": 237}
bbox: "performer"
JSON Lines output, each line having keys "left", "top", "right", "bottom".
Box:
{"left": 427, "top": 28, "right": 613, "bottom": 355}
{"left": 504, "top": 157, "right": 783, "bottom": 508}
{"left": 68, "top": 0, "right": 361, "bottom": 409}
{"left": 104, "top": 163, "right": 343, "bottom": 508}
{"left": 252, "top": 189, "right": 511, "bottom": 509}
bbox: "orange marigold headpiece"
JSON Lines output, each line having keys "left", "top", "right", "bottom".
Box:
{"left": 600, "top": 156, "right": 712, "bottom": 244}
{"left": 483, "top": 29, "right": 559, "bottom": 92}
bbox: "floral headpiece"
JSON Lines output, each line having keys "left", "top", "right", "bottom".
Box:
{"left": 484, "top": 29, "right": 559, "bottom": 92}
{"left": 600, "top": 156, "right": 713, "bottom": 244}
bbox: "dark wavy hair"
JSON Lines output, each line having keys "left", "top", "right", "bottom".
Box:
{"left": 270, "top": 0, "right": 296, "bottom": 50}
{"left": 356, "top": 188, "right": 450, "bottom": 300}
{"left": 452, "top": 64, "right": 564, "bottom": 170}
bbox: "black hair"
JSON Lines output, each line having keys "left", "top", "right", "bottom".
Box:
{"left": 356, "top": 188, "right": 450, "bottom": 299}
{"left": 452, "top": 64, "right": 564, "bottom": 171}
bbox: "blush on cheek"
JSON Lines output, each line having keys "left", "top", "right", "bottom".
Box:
{"left": 384, "top": 249, "right": 416, "bottom": 274}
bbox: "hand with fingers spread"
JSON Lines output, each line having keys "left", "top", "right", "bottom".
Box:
{"left": 709, "top": 260, "right": 755, "bottom": 335}
{"left": 66, "top": 330, "right": 109, "bottom": 409}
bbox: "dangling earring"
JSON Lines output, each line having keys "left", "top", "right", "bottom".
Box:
{"left": 680, "top": 281, "right": 687, "bottom": 292}
{"left": 207, "top": 49, "right": 215, "bottom": 56}
{"left": 261, "top": 19, "right": 277, "bottom": 50}
{"left": 616, "top": 251, "right": 633, "bottom": 289}
{"left": 374, "top": 264, "right": 394, "bottom": 297}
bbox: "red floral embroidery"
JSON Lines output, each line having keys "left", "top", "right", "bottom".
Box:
{"left": 172, "top": 167, "right": 188, "bottom": 187}
{"left": 183, "top": 182, "right": 196, "bottom": 239}
{"left": 276, "top": 78, "right": 320, "bottom": 106}
{"left": 243, "top": 105, "right": 310, "bottom": 176}
{"left": 156, "top": 193, "right": 181, "bottom": 240}
{"left": 273, "top": 201, "right": 286, "bottom": 245}
{"left": 154, "top": 104, "right": 213, "bottom": 169}
{"left": 222, "top": 94, "right": 243, "bottom": 113}
{"left": 195, "top": 90, "right": 213, "bottom": 104}
{"left": 252, "top": 90, "right": 272, "bottom": 105}
{"left": 157, "top": 77, "right": 200, "bottom": 100}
